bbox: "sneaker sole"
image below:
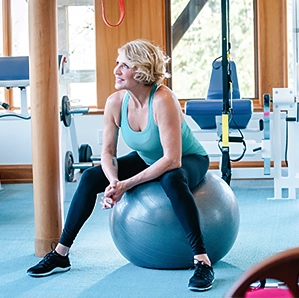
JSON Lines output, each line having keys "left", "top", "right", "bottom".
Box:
{"left": 27, "top": 266, "right": 71, "bottom": 277}
{"left": 188, "top": 278, "right": 215, "bottom": 292}
{"left": 188, "top": 284, "right": 213, "bottom": 291}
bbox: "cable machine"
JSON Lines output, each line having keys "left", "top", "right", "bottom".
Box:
{"left": 220, "top": 0, "right": 232, "bottom": 185}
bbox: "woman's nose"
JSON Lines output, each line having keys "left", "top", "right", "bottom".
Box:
{"left": 114, "top": 65, "right": 121, "bottom": 75}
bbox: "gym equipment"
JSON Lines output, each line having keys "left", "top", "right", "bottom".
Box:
{"left": 185, "top": 59, "right": 253, "bottom": 186}
{"left": 185, "top": 61, "right": 253, "bottom": 130}
{"left": 254, "top": 0, "right": 299, "bottom": 199}
{"left": 0, "top": 55, "right": 66, "bottom": 120}
{"left": 0, "top": 56, "right": 30, "bottom": 120}
{"left": 60, "top": 95, "right": 89, "bottom": 128}
{"left": 101, "top": 0, "right": 125, "bottom": 27}
{"left": 0, "top": 55, "right": 95, "bottom": 182}
{"left": 61, "top": 95, "right": 98, "bottom": 182}
{"left": 185, "top": 0, "right": 254, "bottom": 185}
{"left": 260, "top": 89, "right": 299, "bottom": 200}
{"left": 64, "top": 144, "right": 94, "bottom": 182}
{"left": 109, "top": 172, "right": 239, "bottom": 269}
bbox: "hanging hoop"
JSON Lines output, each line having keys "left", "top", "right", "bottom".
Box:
{"left": 101, "top": 0, "right": 125, "bottom": 28}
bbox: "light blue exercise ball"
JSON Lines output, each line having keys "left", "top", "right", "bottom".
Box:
{"left": 109, "top": 172, "right": 239, "bottom": 269}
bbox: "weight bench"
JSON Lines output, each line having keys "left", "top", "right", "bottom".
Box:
{"left": 185, "top": 60, "right": 253, "bottom": 130}
{"left": 0, "top": 56, "right": 30, "bottom": 119}
{"left": 0, "top": 55, "right": 66, "bottom": 119}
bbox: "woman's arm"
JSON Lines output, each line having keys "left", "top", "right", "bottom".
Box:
{"left": 100, "top": 92, "right": 124, "bottom": 208}
{"left": 100, "top": 92, "right": 123, "bottom": 184}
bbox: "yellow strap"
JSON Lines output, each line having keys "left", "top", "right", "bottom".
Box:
{"left": 222, "top": 113, "right": 229, "bottom": 147}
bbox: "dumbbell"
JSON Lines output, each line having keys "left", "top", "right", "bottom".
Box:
{"left": 60, "top": 95, "right": 89, "bottom": 127}
{"left": 65, "top": 144, "right": 101, "bottom": 182}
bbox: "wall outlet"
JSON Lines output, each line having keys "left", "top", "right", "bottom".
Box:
{"left": 97, "top": 129, "right": 103, "bottom": 145}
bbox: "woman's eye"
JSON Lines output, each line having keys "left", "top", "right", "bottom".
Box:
{"left": 115, "top": 62, "right": 130, "bottom": 69}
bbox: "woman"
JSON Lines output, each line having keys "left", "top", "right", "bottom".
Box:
{"left": 27, "top": 39, "right": 214, "bottom": 292}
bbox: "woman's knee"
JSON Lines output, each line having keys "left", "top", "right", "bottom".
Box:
{"left": 80, "top": 165, "right": 106, "bottom": 185}
{"left": 160, "top": 168, "right": 187, "bottom": 188}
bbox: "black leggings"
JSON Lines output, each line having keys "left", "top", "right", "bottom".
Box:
{"left": 60, "top": 151, "right": 210, "bottom": 256}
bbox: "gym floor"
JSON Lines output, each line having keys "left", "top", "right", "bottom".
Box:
{"left": 1, "top": 177, "right": 299, "bottom": 298}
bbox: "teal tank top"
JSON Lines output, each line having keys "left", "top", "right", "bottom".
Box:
{"left": 120, "top": 84, "right": 207, "bottom": 165}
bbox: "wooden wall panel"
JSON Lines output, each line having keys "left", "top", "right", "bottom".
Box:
{"left": 257, "top": 0, "right": 288, "bottom": 104}
{"left": 94, "top": 0, "right": 166, "bottom": 109}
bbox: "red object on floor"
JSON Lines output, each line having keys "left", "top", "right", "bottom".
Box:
{"left": 245, "top": 288, "right": 293, "bottom": 298}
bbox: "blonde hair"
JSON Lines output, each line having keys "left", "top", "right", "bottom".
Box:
{"left": 119, "top": 39, "right": 170, "bottom": 85}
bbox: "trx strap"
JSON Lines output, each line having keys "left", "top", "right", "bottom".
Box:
{"left": 221, "top": 0, "right": 232, "bottom": 185}
{"left": 101, "top": 0, "right": 125, "bottom": 27}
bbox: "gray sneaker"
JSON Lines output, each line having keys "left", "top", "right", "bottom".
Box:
{"left": 27, "top": 250, "right": 71, "bottom": 277}
{"left": 188, "top": 263, "right": 215, "bottom": 291}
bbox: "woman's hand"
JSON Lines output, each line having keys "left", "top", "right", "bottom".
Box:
{"left": 100, "top": 179, "right": 128, "bottom": 209}
{"left": 100, "top": 196, "right": 115, "bottom": 209}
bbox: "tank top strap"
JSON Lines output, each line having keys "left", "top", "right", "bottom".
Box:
{"left": 120, "top": 91, "right": 130, "bottom": 128}
{"left": 148, "top": 84, "right": 158, "bottom": 120}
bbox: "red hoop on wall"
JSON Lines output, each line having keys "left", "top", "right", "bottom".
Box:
{"left": 101, "top": 0, "right": 125, "bottom": 27}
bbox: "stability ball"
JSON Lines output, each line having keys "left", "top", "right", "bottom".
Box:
{"left": 109, "top": 172, "right": 240, "bottom": 269}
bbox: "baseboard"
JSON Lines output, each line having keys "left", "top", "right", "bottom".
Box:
{"left": 0, "top": 164, "right": 33, "bottom": 184}
{"left": 209, "top": 160, "right": 267, "bottom": 170}
{"left": 0, "top": 161, "right": 269, "bottom": 184}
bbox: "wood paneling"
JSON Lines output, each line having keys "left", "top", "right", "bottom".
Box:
{"left": 256, "top": 0, "right": 288, "bottom": 104}
{"left": 94, "top": 0, "right": 166, "bottom": 109}
{"left": 0, "top": 165, "right": 33, "bottom": 184}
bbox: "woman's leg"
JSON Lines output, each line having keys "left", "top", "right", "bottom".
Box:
{"left": 27, "top": 151, "right": 149, "bottom": 277}
{"left": 159, "top": 154, "right": 209, "bottom": 257}
{"left": 59, "top": 151, "right": 149, "bottom": 248}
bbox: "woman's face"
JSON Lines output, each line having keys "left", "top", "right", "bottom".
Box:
{"left": 113, "top": 50, "right": 138, "bottom": 90}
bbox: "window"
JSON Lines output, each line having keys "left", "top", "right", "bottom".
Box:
{"left": 171, "top": 0, "right": 255, "bottom": 100}
{"left": 59, "top": 4, "right": 96, "bottom": 107}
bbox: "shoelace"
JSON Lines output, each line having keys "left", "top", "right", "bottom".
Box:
{"left": 51, "top": 241, "right": 58, "bottom": 251}
{"left": 38, "top": 251, "right": 56, "bottom": 266}
{"left": 193, "top": 264, "right": 213, "bottom": 280}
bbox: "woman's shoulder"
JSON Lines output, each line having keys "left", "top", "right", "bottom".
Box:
{"left": 155, "top": 84, "right": 170, "bottom": 93}
{"left": 104, "top": 90, "right": 127, "bottom": 117}
{"left": 153, "top": 84, "right": 184, "bottom": 120}
{"left": 107, "top": 90, "right": 127, "bottom": 102}
{"left": 154, "top": 84, "right": 179, "bottom": 105}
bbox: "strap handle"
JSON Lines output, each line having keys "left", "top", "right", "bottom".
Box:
{"left": 101, "top": 0, "right": 125, "bottom": 27}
